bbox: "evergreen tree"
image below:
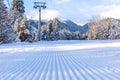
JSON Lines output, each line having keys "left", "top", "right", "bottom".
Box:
{"left": 11, "top": 0, "right": 25, "bottom": 25}
{"left": 11, "top": 0, "right": 34, "bottom": 42}
{"left": 0, "top": 0, "right": 15, "bottom": 44}
{"left": 48, "top": 22, "right": 53, "bottom": 40}
{"left": 12, "top": 0, "right": 25, "bottom": 13}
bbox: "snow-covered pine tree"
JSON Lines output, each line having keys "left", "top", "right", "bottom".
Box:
{"left": 10, "top": 0, "right": 24, "bottom": 25}
{"left": 46, "top": 19, "right": 60, "bottom": 40}
{"left": 11, "top": 0, "right": 24, "bottom": 41}
{"left": 11, "top": 0, "right": 34, "bottom": 42}
{"left": 12, "top": 0, "right": 25, "bottom": 13}
{"left": 0, "top": 0, "right": 15, "bottom": 44}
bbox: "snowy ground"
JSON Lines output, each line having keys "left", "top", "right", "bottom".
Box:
{"left": 0, "top": 40, "right": 120, "bottom": 80}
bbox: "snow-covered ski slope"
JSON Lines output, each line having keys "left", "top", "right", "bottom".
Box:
{"left": 0, "top": 40, "right": 120, "bottom": 80}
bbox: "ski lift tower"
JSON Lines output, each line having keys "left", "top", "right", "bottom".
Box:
{"left": 34, "top": 2, "right": 47, "bottom": 41}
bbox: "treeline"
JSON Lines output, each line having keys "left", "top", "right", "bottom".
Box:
{"left": 86, "top": 17, "right": 120, "bottom": 40}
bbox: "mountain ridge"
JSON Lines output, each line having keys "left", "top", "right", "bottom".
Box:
{"left": 29, "top": 18, "right": 89, "bottom": 34}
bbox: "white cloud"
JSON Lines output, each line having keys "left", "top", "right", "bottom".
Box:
{"left": 78, "top": 8, "right": 87, "bottom": 13}
{"left": 77, "top": 4, "right": 120, "bottom": 20}
{"left": 102, "top": 0, "right": 120, "bottom": 3}
{"left": 101, "top": 7, "right": 120, "bottom": 18}
{"left": 27, "top": 9, "right": 61, "bottom": 20}
{"left": 93, "top": 5, "right": 120, "bottom": 19}
{"left": 42, "top": 10, "right": 61, "bottom": 20}
{"left": 54, "top": 0, "right": 71, "bottom": 4}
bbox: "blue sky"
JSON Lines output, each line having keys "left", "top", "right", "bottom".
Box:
{"left": 5, "top": 0, "right": 120, "bottom": 25}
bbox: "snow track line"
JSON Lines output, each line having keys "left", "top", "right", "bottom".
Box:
{"left": 31, "top": 56, "right": 48, "bottom": 80}
{"left": 61, "top": 55, "right": 72, "bottom": 80}
{"left": 52, "top": 54, "right": 58, "bottom": 80}
{"left": 9, "top": 56, "right": 43, "bottom": 80}
{"left": 44, "top": 55, "right": 52, "bottom": 80}
{"left": 80, "top": 56, "right": 116, "bottom": 80}
{"left": 64, "top": 56, "right": 86, "bottom": 80}
{"left": 39, "top": 55, "right": 51, "bottom": 80}
{"left": 90, "top": 61, "right": 120, "bottom": 80}
{"left": 0, "top": 52, "right": 120, "bottom": 80}
{"left": 78, "top": 57, "right": 111, "bottom": 80}
{"left": 68, "top": 56, "right": 95, "bottom": 80}
{"left": 33, "top": 55, "right": 48, "bottom": 80}
{"left": 82, "top": 53, "right": 120, "bottom": 79}
{"left": 62, "top": 56, "right": 79, "bottom": 80}
{"left": 25, "top": 57, "right": 44, "bottom": 80}
{"left": 1, "top": 60, "right": 30, "bottom": 80}
{"left": 71, "top": 56, "right": 110, "bottom": 80}
{"left": 57, "top": 55, "right": 66, "bottom": 80}
{"left": 67, "top": 56, "right": 103, "bottom": 80}
{"left": 75, "top": 56, "right": 120, "bottom": 80}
